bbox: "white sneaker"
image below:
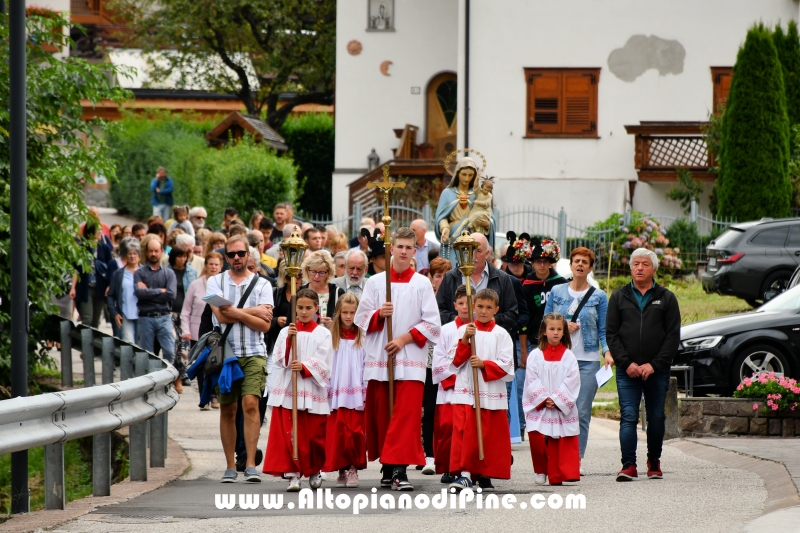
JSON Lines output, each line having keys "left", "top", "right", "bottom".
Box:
{"left": 287, "top": 477, "right": 301, "bottom": 492}
{"left": 534, "top": 473, "right": 547, "bottom": 485}
{"left": 421, "top": 457, "right": 435, "bottom": 475}
{"left": 319, "top": 471, "right": 327, "bottom": 481}
{"left": 309, "top": 472, "right": 323, "bottom": 489}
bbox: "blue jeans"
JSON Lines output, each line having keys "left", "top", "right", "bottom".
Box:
{"left": 577, "top": 359, "right": 600, "bottom": 458}
{"left": 617, "top": 368, "right": 670, "bottom": 467}
{"left": 506, "top": 340, "right": 530, "bottom": 431}
{"left": 153, "top": 204, "right": 171, "bottom": 221}
{"left": 137, "top": 315, "right": 175, "bottom": 363}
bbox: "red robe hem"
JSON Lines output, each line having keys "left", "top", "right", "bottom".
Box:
{"left": 262, "top": 406, "right": 327, "bottom": 478}
{"left": 449, "top": 404, "right": 511, "bottom": 479}
{"left": 528, "top": 431, "right": 580, "bottom": 485}
{"left": 365, "top": 380, "right": 425, "bottom": 465}
{"left": 323, "top": 407, "right": 367, "bottom": 472}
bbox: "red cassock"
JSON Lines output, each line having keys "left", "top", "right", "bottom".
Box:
{"left": 323, "top": 407, "right": 367, "bottom": 471}
{"left": 365, "top": 379, "right": 425, "bottom": 465}
{"left": 262, "top": 406, "right": 327, "bottom": 478}
{"left": 449, "top": 404, "right": 512, "bottom": 479}
{"left": 433, "top": 403, "right": 453, "bottom": 474}
{"left": 528, "top": 432, "right": 580, "bottom": 484}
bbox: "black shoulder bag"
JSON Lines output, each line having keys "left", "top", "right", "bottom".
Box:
{"left": 203, "top": 274, "right": 260, "bottom": 374}
{"left": 569, "top": 286, "right": 596, "bottom": 323}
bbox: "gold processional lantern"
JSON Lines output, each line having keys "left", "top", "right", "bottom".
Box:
{"left": 452, "top": 230, "right": 479, "bottom": 279}
{"left": 281, "top": 229, "right": 308, "bottom": 278}
{"left": 279, "top": 228, "right": 307, "bottom": 461}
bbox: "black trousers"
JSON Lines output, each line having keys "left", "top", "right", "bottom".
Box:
{"left": 421, "top": 368, "right": 438, "bottom": 457}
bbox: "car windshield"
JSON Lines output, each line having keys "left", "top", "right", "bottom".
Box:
{"left": 759, "top": 283, "right": 800, "bottom": 312}
{"left": 709, "top": 228, "right": 744, "bottom": 249}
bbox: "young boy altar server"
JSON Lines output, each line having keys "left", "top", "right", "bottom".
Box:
{"left": 448, "top": 288, "right": 514, "bottom": 492}
{"left": 355, "top": 227, "right": 441, "bottom": 491}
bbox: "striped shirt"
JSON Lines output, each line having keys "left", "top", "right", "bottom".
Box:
{"left": 206, "top": 272, "right": 274, "bottom": 358}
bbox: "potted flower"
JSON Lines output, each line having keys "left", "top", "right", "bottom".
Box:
{"left": 733, "top": 372, "right": 800, "bottom": 414}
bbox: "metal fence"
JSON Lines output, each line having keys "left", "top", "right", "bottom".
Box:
{"left": 0, "top": 318, "right": 179, "bottom": 511}
{"left": 300, "top": 201, "right": 435, "bottom": 239}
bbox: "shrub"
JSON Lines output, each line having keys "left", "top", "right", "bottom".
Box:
{"left": 774, "top": 21, "right": 800, "bottom": 126}
{"left": 280, "top": 113, "right": 334, "bottom": 217}
{"left": 717, "top": 24, "right": 792, "bottom": 220}
{"left": 665, "top": 219, "right": 702, "bottom": 254}
{"left": 613, "top": 217, "right": 682, "bottom": 271}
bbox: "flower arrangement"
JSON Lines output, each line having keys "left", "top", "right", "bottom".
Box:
{"left": 733, "top": 372, "right": 800, "bottom": 413}
{"left": 613, "top": 217, "right": 682, "bottom": 270}
{"left": 539, "top": 238, "right": 560, "bottom": 262}
{"left": 510, "top": 238, "right": 532, "bottom": 263}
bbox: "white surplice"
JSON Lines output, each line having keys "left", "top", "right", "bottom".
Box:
{"left": 267, "top": 323, "right": 332, "bottom": 415}
{"left": 522, "top": 347, "right": 581, "bottom": 437}
{"left": 449, "top": 322, "right": 515, "bottom": 411}
{"left": 432, "top": 319, "right": 463, "bottom": 405}
{"left": 328, "top": 337, "right": 367, "bottom": 411}
{"left": 355, "top": 269, "right": 441, "bottom": 383}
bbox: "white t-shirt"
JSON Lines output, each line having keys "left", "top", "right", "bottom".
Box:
{"left": 566, "top": 287, "right": 600, "bottom": 362}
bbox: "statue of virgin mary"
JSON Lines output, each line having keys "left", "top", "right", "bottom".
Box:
{"left": 434, "top": 156, "right": 496, "bottom": 253}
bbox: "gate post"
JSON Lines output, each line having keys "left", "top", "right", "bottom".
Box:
{"left": 352, "top": 202, "right": 362, "bottom": 239}
{"left": 557, "top": 208, "right": 567, "bottom": 250}
{"left": 690, "top": 199, "right": 698, "bottom": 224}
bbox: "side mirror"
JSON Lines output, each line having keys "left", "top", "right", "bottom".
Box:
{"left": 764, "top": 291, "right": 777, "bottom": 301}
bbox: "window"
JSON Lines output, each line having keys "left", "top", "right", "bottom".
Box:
{"left": 524, "top": 68, "right": 599, "bottom": 138}
{"left": 750, "top": 227, "right": 788, "bottom": 247}
{"left": 788, "top": 226, "right": 800, "bottom": 248}
{"left": 711, "top": 67, "right": 733, "bottom": 115}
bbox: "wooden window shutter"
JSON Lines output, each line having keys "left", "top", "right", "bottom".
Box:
{"left": 711, "top": 67, "right": 733, "bottom": 114}
{"left": 562, "top": 70, "right": 597, "bottom": 135}
{"left": 527, "top": 71, "right": 561, "bottom": 135}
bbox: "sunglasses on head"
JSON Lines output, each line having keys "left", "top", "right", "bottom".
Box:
{"left": 226, "top": 250, "right": 248, "bottom": 259}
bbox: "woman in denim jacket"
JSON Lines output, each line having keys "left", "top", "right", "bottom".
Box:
{"left": 544, "top": 247, "right": 613, "bottom": 474}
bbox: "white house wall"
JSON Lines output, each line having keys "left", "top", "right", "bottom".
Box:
{"left": 333, "top": 0, "right": 459, "bottom": 220}
{"left": 461, "top": 0, "right": 798, "bottom": 224}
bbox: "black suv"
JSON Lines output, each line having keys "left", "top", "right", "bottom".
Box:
{"left": 702, "top": 218, "right": 800, "bottom": 306}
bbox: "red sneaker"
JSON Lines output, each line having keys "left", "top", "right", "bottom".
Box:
{"left": 647, "top": 460, "right": 663, "bottom": 479}
{"left": 616, "top": 464, "right": 638, "bottom": 482}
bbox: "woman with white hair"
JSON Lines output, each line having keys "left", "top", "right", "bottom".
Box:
{"left": 300, "top": 250, "right": 345, "bottom": 327}
{"left": 544, "top": 246, "right": 612, "bottom": 476}
{"left": 107, "top": 237, "right": 142, "bottom": 343}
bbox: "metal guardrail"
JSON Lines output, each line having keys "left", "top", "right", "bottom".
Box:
{"left": 0, "top": 317, "right": 180, "bottom": 510}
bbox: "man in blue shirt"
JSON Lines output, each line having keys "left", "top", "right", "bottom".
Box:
{"left": 150, "top": 166, "right": 174, "bottom": 221}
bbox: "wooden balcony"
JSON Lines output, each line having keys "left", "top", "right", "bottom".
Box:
{"left": 71, "top": 0, "right": 115, "bottom": 25}
{"left": 624, "top": 121, "right": 715, "bottom": 182}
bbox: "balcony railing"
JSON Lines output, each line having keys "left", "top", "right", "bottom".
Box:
{"left": 624, "top": 121, "right": 715, "bottom": 182}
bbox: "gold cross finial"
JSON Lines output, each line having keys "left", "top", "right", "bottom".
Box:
{"left": 367, "top": 165, "right": 406, "bottom": 193}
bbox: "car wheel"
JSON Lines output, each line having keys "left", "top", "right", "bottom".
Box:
{"left": 732, "top": 344, "right": 790, "bottom": 385}
{"left": 760, "top": 270, "right": 792, "bottom": 301}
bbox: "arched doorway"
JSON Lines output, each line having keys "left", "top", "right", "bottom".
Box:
{"left": 426, "top": 72, "right": 457, "bottom": 158}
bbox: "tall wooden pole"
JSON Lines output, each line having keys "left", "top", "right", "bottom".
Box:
{"left": 290, "top": 275, "right": 299, "bottom": 461}
{"left": 366, "top": 165, "right": 405, "bottom": 419}
{"left": 465, "top": 280, "right": 485, "bottom": 460}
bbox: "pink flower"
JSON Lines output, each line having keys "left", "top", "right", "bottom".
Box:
{"left": 743, "top": 378, "right": 752, "bottom": 386}
{"left": 753, "top": 403, "right": 759, "bottom": 410}
{"left": 737, "top": 384, "right": 743, "bottom": 391}
{"left": 772, "top": 404, "right": 779, "bottom": 411}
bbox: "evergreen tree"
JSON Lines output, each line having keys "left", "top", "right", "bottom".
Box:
{"left": 773, "top": 21, "right": 800, "bottom": 125}
{"left": 718, "top": 24, "right": 792, "bottom": 220}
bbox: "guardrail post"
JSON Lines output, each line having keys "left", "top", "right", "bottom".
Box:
{"left": 129, "top": 351, "right": 149, "bottom": 481}
{"left": 60, "top": 321, "right": 73, "bottom": 388}
{"left": 102, "top": 337, "right": 115, "bottom": 385}
{"left": 120, "top": 346, "right": 133, "bottom": 381}
{"left": 149, "top": 359, "right": 166, "bottom": 467}
{"left": 81, "top": 329, "right": 95, "bottom": 387}
{"left": 92, "top": 433, "right": 111, "bottom": 496}
{"left": 44, "top": 443, "right": 65, "bottom": 510}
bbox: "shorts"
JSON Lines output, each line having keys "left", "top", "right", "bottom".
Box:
{"left": 217, "top": 356, "right": 267, "bottom": 405}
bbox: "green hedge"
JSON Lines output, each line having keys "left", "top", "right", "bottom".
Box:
{"left": 280, "top": 113, "right": 334, "bottom": 217}
{"left": 108, "top": 112, "right": 297, "bottom": 224}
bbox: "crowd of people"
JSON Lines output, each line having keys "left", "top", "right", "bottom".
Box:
{"left": 58, "top": 166, "right": 681, "bottom": 492}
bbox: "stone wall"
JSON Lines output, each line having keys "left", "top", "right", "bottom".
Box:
{"left": 680, "top": 398, "right": 799, "bottom": 437}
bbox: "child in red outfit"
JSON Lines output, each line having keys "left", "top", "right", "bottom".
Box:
{"left": 448, "top": 288, "right": 515, "bottom": 492}
{"left": 523, "top": 312, "right": 581, "bottom": 486}
{"left": 263, "top": 289, "right": 332, "bottom": 492}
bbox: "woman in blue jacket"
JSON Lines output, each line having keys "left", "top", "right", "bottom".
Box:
{"left": 544, "top": 247, "right": 613, "bottom": 474}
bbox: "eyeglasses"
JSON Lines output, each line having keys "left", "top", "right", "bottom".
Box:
{"left": 309, "top": 269, "right": 329, "bottom": 278}
{"left": 193, "top": 216, "right": 206, "bottom": 220}
{"left": 226, "top": 250, "right": 248, "bottom": 259}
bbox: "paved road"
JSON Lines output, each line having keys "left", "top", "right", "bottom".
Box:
{"left": 46, "top": 384, "right": 767, "bottom": 533}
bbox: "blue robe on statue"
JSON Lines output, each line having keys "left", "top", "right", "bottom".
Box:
{"left": 435, "top": 187, "right": 496, "bottom": 262}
